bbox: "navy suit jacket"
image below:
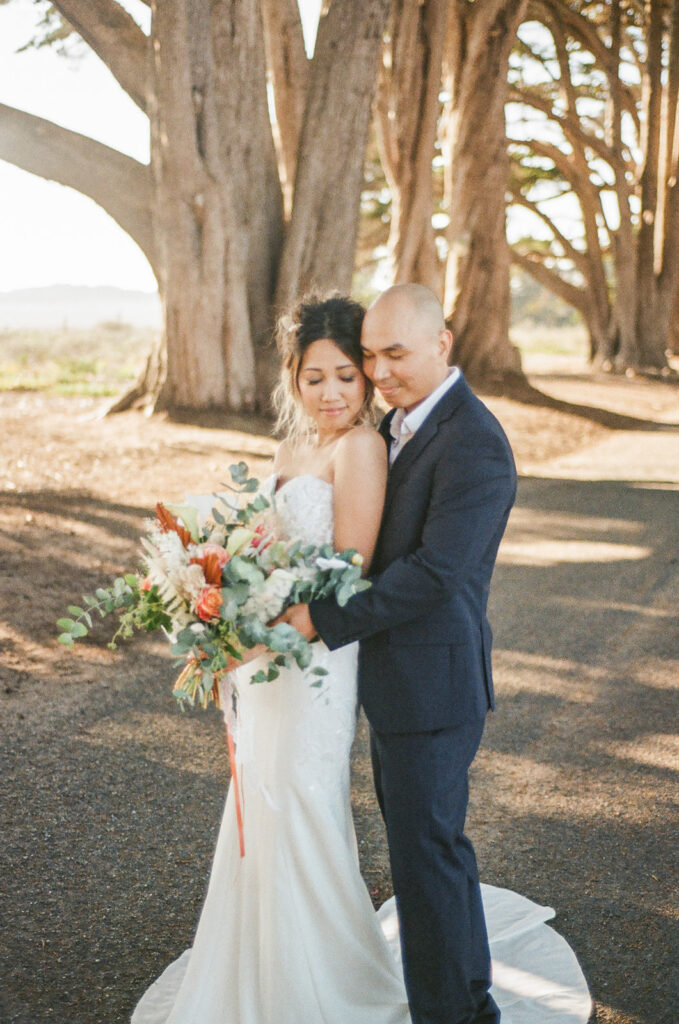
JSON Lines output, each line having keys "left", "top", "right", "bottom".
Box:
{"left": 309, "top": 373, "right": 517, "bottom": 733}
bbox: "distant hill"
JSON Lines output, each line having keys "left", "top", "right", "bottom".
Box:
{"left": 0, "top": 285, "right": 161, "bottom": 329}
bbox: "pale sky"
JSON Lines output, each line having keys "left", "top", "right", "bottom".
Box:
{"left": 0, "top": 0, "right": 322, "bottom": 293}
{"left": 0, "top": 4, "right": 580, "bottom": 297}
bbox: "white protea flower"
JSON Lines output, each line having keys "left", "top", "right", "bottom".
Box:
{"left": 140, "top": 529, "right": 201, "bottom": 623}
{"left": 175, "top": 563, "right": 207, "bottom": 606}
{"left": 143, "top": 528, "right": 189, "bottom": 574}
{"left": 241, "top": 568, "right": 297, "bottom": 622}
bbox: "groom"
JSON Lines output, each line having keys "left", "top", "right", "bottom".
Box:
{"left": 282, "top": 284, "right": 516, "bottom": 1024}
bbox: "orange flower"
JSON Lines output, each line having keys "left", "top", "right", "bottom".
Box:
{"left": 141, "top": 575, "right": 153, "bottom": 591}
{"left": 155, "top": 503, "right": 193, "bottom": 548}
{"left": 196, "top": 585, "right": 223, "bottom": 621}
{"left": 190, "top": 551, "right": 224, "bottom": 586}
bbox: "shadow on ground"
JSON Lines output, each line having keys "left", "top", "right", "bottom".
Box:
{"left": 1, "top": 469, "right": 677, "bottom": 1023}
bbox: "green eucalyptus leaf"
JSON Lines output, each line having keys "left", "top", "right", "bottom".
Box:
{"left": 295, "top": 645, "right": 313, "bottom": 670}
{"left": 266, "top": 622, "right": 301, "bottom": 652}
{"left": 57, "top": 617, "right": 75, "bottom": 630}
{"left": 175, "top": 626, "right": 197, "bottom": 646}
{"left": 239, "top": 616, "right": 269, "bottom": 646}
{"left": 229, "top": 461, "right": 249, "bottom": 484}
{"left": 228, "top": 557, "right": 265, "bottom": 587}
{"left": 58, "top": 632, "right": 74, "bottom": 646}
{"left": 70, "top": 622, "right": 88, "bottom": 638}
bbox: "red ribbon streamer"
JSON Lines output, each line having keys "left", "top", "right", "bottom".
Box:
{"left": 225, "top": 708, "right": 245, "bottom": 858}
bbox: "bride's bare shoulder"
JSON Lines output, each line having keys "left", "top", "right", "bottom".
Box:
{"left": 336, "top": 424, "right": 386, "bottom": 462}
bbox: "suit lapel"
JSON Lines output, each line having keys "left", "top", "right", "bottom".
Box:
{"left": 382, "top": 374, "right": 470, "bottom": 515}
{"left": 378, "top": 408, "right": 396, "bottom": 461}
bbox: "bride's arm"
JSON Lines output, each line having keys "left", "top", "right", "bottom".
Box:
{"left": 332, "top": 426, "right": 388, "bottom": 572}
{"left": 221, "top": 643, "right": 267, "bottom": 673}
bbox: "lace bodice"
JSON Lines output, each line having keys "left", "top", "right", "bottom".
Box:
{"left": 224, "top": 472, "right": 357, "bottom": 802}
{"left": 265, "top": 473, "right": 335, "bottom": 548}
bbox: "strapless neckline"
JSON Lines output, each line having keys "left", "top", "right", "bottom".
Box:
{"left": 270, "top": 473, "right": 334, "bottom": 497}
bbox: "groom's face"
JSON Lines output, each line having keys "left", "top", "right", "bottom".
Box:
{"left": 360, "top": 301, "right": 452, "bottom": 412}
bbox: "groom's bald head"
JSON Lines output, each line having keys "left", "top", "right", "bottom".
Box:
{"left": 367, "top": 283, "right": 446, "bottom": 337}
{"left": 361, "top": 284, "right": 453, "bottom": 411}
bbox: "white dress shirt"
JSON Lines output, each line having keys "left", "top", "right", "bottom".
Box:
{"left": 388, "top": 367, "right": 460, "bottom": 465}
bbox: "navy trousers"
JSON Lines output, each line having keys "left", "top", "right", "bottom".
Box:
{"left": 370, "top": 720, "right": 500, "bottom": 1024}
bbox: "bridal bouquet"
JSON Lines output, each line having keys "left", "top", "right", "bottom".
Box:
{"left": 57, "top": 462, "right": 370, "bottom": 710}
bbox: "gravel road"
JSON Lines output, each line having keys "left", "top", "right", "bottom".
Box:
{"left": 1, "top": 384, "right": 677, "bottom": 1024}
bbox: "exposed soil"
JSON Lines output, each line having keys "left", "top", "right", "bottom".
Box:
{"left": 1, "top": 360, "right": 677, "bottom": 1024}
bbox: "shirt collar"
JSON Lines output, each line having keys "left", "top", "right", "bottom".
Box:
{"left": 390, "top": 367, "right": 460, "bottom": 443}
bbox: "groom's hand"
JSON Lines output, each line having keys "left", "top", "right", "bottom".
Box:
{"left": 274, "top": 603, "right": 317, "bottom": 641}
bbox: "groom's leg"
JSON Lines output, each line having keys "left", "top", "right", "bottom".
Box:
{"left": 370, "top": 726, "right": 386, "bottom": 822}
{"left": 370, "top": 720, "right": 500, "bottom": 1024}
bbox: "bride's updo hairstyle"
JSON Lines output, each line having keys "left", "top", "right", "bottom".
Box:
{"left": 273, "top": 293, "right": 375, "bottom": 440}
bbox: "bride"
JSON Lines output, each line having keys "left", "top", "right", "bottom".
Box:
{"left": 130, "top": 295, "right": 592, "bottom": 1024}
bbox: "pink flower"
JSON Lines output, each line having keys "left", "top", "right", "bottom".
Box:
{"left": 141, "top": 575, "right": 153, "bottom": 591}
{"left": 251, "top": 524, "right": 272, "bottom": 551}
{"left": 196, "top": 585, "right": 223, "bottom": 621}
{"left": 201, "top": 543, "right": 230, "bottom": 568}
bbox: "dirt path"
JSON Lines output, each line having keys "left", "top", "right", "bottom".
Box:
{"left": 479, "top": 424, "right": 679, "bottom": 1024}
{"left": 0, "top": 367, "right": 677, "bottom": 1024}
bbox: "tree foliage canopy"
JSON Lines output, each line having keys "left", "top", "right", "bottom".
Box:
{"left": 1, "top": 0, "right": 677, "bottom": 416}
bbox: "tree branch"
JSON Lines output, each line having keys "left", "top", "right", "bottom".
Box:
{"left": 260, "top": 0, "right": 309, "bottom": 216}
{"left": 509, "top": 85, "right": 618, "bottom": 169}
{"left": 509, "top": 187, "right": 589, "bottom": 274}
{"left": 50, "top": 0, "right": 151, "bottom": 112}
{"left": 0, "top": 103, "right": 155, "bottom": 269}
{"left": 526, "top": 0, "right": 640, "bottom": 134}
{"left": 510, "top": 248, "right": 587, "bottom": 312}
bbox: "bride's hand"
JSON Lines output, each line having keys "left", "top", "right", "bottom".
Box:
{"left": 223, "top": 644, "right": 267, "bottom": 672}
{"left": 272, "top": 604, "right": 317, "bottom": 641}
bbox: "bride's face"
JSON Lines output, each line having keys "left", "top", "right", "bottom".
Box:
{"left": 297, "top": 338, "right": 367, "bottom": 437}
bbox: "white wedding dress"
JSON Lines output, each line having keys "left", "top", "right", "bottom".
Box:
{"left": 131, "top": 475, "right": 592, "bottom": 1024}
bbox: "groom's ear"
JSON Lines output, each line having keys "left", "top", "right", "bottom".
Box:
{"left": 438, "top": 328, "right": 453, "bottom": 361}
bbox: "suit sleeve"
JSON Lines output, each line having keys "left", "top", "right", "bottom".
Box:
{"left": 309, "top": 434, "right": 516, "bottom": 650}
